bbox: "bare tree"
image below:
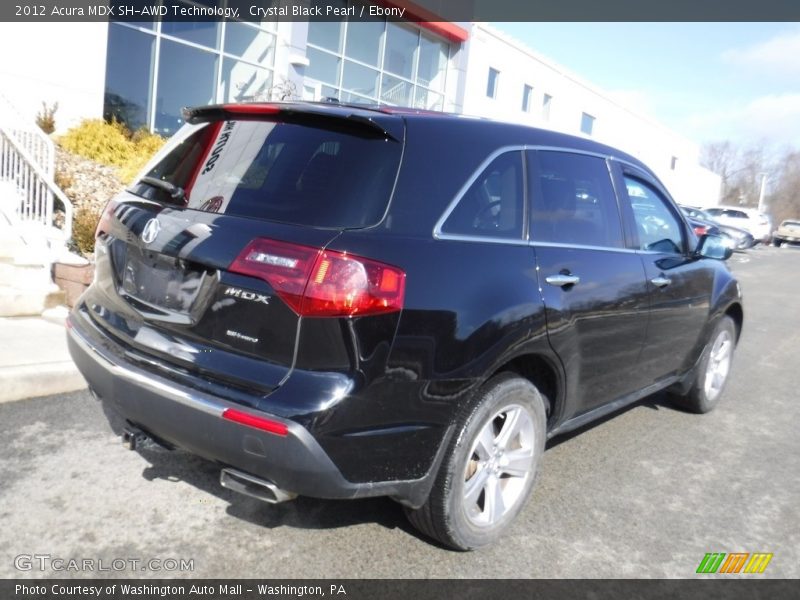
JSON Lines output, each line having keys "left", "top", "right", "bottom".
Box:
{"left": 701, "top": 141, "right": 771, "bottom": 208}
{"left": 768, "top": 150, "right": 800, "bottom": 226}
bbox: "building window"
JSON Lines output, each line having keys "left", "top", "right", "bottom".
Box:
{"left": 345, "top": 13, "right": 383, "bottom": 67}
{"left": 522, "top": 84, "right": 533, "bottom": 112}
{"left": 580, "top": 112, "right": 595, "bottom": 136}
{"left": 487, "top": 67, "right": 500, "bottom": 98}
{"left": 104, "top": 14, "right": 277, "bottom": 136}
{"left": 305, "top": 12, "right": 450, "bottom": 111}
{"left": 542, "top": 93, "right": 552, "bottom": 120}
{"left": 104, "top": 23, "right": 154, "bottom": 131}
{"left": 155, "top": 38, "right": 217, "bottom": 134}
{"left": 671, "top": 156, "right": 678, "bottom": 170}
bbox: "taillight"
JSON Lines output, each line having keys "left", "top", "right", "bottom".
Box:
{"left": 229, "top": 238, "right": 318, "bottom": 314}
{"left": 693, "top": 225, "right": 710, "bottom": 236}
{"left": 229, "top": 238, "right": 405, "bottom": 317}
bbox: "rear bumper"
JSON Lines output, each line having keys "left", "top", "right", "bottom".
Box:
{"left": 66, "top": 310, "right": 440, "bottom": 507}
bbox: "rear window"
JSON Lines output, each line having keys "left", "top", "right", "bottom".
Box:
{"left": 130, "top": 120, "right": 402, "bottom": 229}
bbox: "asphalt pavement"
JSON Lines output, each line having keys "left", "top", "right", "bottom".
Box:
{"left": 0, "top": 246, "right": 797, "bottom": 578}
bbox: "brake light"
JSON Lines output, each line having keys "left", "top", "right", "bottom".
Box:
{"left": 229, "top": 238, "right": 405, "bottom": 317}
{"left": 222, "top": 103, "right": 281, "bottom": 115}
{"left": 222, "top": 408, "right": 288, "bottom": 436}
{"left": 693, "top": 225, "right": 710, "bottom": 236}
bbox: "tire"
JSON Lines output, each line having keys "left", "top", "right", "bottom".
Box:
{"left": 405, "top": 373, "right": 547, "bottom": 550}
{"left": 671, "top": 316, "right": 737, "bottom": 414}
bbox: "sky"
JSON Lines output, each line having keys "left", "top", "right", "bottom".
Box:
{"left": 493, "top": 22, "right": 800, "bottom": 150}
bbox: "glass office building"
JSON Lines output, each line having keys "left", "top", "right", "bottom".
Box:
{"left": 103, "top": 1, "right": 460, "bottom": 136}
{"left": 304, "top": 19, "right": 450, "bottom": 109}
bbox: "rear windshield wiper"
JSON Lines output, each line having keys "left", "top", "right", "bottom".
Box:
{"left": 140, "top": 176, "right": 185, "bottom": 202}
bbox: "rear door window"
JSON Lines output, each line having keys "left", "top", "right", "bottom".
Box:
{"left": 130, "top": 120, "right": 402, "bottom": 229}
{"left": 529, "top": 151, "right": 624, "bottom": 248}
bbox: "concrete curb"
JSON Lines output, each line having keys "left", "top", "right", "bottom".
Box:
{"left": 0, "top": 313, "right": 87, "bottom": 404}
{"left": 0, "top": 362, "right": 87, "bottom": 404}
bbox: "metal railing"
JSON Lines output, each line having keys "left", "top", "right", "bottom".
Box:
{"left": 0, "top": 128, "right": 73, "bottom": 240}
{"left": 0, "top": 93, "right": 72, "bottom": 241}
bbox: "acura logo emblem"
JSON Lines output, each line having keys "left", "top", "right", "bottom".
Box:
{"left": 141, "top": 218, "right": 161, "bottom": 244}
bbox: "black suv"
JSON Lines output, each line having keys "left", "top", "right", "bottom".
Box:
{"left": 67, "top": 103, "right": 743, "bottom": 550}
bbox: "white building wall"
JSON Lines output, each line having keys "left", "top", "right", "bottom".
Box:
{"left": 0, "top": 23, "right": 108, "bottom": 133}
{"left": 0, "top": 19, "right": 724, "bottom": 209}
{"left": 460, "top": 24, "right": 721, "bottom": 206}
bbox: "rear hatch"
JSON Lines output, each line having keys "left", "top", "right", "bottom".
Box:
{"left": 87, "top": 103, "right": 405, "bottom": 398}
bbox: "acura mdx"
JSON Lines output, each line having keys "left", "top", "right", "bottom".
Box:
{"left": 67, "top": 102, "right": 743, "bottom": 550}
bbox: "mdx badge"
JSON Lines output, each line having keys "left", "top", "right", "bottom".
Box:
{"left": 224, "top": 287, "right": 270, "bottom": 305}
{"left": 141, "top": 218, "right": 161, "bottom": 244}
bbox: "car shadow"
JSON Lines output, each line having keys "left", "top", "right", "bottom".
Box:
{"left": 132, "top": 441, "right": 420, "bottom": 538}
{"left": 98, "top": 399, "right": 435, "bottom": 544}
{"left": 106, "top": 388, "right": 680, "bottom": 544}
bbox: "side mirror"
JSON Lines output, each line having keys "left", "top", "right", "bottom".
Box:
{"left": 696, "top": 234, "right": 733, "bottom": 260}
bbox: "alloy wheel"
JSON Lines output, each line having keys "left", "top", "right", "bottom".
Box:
{"left": 462, "top": 404, "right": 536, "bottom": 528}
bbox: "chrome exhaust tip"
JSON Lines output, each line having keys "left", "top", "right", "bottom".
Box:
{"left": 220, "top": 468, "right": 297, "bottom": 504}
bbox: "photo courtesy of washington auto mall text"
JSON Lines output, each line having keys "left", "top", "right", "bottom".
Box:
{"left": 15, "top": 583, "right": 348, "bottom": 598}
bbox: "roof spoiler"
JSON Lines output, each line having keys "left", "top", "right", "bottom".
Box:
{"left": 182, "top": 103, "right": 402, "bottom": 142}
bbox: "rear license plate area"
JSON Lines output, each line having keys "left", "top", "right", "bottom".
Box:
{"left": 120, "top": 248, "right": 205, "bottom": 312}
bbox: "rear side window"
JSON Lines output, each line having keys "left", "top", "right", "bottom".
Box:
{"left": 131, "top": 120, "right": 402, "bottom": 229}
{"left": 439, "top": 151, "right": 525, "bottom": 240}
{"left": 530, "top": 151, "right": 623, "bottom": 248}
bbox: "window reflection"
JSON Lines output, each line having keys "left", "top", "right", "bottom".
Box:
{"left": 155, "top": 39, "right": 217, "bottom": 135}
{"left": 381, "top": 74, "right": 412, "bottom": 105}
{"left": 221, "top": 58, "right": 272, "bottom": 103}
{"left": 414, "top": 87, "right": 444, "bottom": 111}
{"left": 104, "top": 23, "right": 154, "bottom": 130}
{"left": 224, "top": 22, "right": 275, "bottom": 65}
{"left": 345, "top": 16, "right": 384, "bottom": 67}
{"left": 104, "top": 16, "right": 277, "bottom": 134}
{"left": 161, "top": 1, "right": 220, "bottom": 48}
{"left": 384, "top": 23, "right": 418, "bottom": 79}
{"left": 342, "top": 61, "right": 379, "bottom": 98}
{"left": 307, "top": 2, "right": 345, "bottom": 52}
{"left": 306, "top": 47, "right": 341, "bottom": 86}
{"left": 417, "top": 34, "right": 447, "bottom": 91}
{"left": 305, "top": 15, "right": 450, "bottom": 108}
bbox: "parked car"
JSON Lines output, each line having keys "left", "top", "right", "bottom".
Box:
{"left": 714, "top": 224, "right": 756, "bottom": 250}
{"left": 679, "top": 205, "right": 755, "bottom": 250}
{"left": 67, "top": 103, "right": 744, "bottom": 550}
{"left": 772, "top": 219, "right": 800, "bottom": 247}
{"left": 679, "top": 206, "right": 723, "bottom": 237}
{"left": 704, "top": 206, "right": 771, "bottom": 243}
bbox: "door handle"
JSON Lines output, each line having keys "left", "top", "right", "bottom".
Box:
{"left": 545, "top": 273, "right": 580, "bottom": 287}
{"left": 651, "top": 276, "right": 671, "bottom": 288}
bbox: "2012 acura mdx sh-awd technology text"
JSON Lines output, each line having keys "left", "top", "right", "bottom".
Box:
{"left": 67, "top": 102, "right": 743, "bottom": 550}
